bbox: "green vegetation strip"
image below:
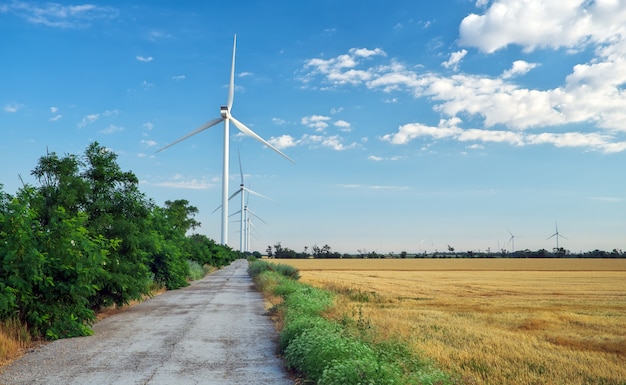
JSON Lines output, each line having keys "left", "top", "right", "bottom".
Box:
{"left": 248, "top": 259, "right": 454, "bottom": 385}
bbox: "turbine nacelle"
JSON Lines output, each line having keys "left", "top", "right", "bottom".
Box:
{"left": 220, "top": 106, "right": 230, "bottom": 119}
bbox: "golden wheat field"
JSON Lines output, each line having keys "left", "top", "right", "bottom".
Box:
{"left": 273, "top": 258, "right": 626, "bottom": 385}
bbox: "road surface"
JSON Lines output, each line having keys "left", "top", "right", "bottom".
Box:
{"left": 0, "top": 259, "right": 293, "bottom": 385}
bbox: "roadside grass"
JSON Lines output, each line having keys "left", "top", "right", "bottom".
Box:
{"left": 249, "top": 259, "right": 455, "bottom": 384}
{"left": 0, "top": 319, "right": 32, "bottom": 366}
{"left": 276, "top": 258, "right": 626, "bottom": 385}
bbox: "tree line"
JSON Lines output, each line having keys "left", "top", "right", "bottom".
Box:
{"left": 267, "top": 242, "right": 625, "bottom": 259}
{"left": 0, "top": 142, "right": 239, "bottom": 340}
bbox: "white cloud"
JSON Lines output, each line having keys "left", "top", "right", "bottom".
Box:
{"left": 99, "top": 124, "right": 123, "bottom": 134}
{"left": 136, "top": 55, "right": 153, "bottom": 62}
{"left": 320, "top": 135, "right": 356, "bottom": 151}
{"left": 501, "top": 60, "right": 539, "bottom": 79}
{"left": 2, "top": 1, "right": 117, "bottom": 28}
{"left": 171, "top": 75, "right": 186, "bottom": 81}
{"left": 334, "top": 120, "right": 351, "bottom": 131}
{"left": 301, "top": 47, "right": 386, "bottom": 86}
{"left": 301, "top": 115, "right": 331, "bottom": 131}
{"left": 301, "top": 17, "right": 626, "bottom": 153}
{"left": 142, "top": 122, "right": 154, "bottom": 130}
{"left": 442, "top": 49, "right": 467, "bottom": 71}
{"left": 50, "top": 106, "right": 58, "bottom": 113}
{"left": 459, "top": 0, "right": 626, "bottom": 53}
{"left": 269, "top": 134, "right": 298, "bottom": 149}
{"left": 140, "top": 139, "right": 157, "bottom": 147}
{"left": 78, "top": 113, "right": 99, "bottom": 128}
{"left": 49, "top": 114, "right": 62, "bottom": 121}
{"left": 3, "top": 102, "right": 23, "bottom": 112}
{"left": 77, "top": 109, "right": 119, "bottom": 128}
{"left": 272, "top": 117, "right": 288, "bottom": 125}
{"left": 269, "top": 133, "right": 358, "bottom": 151}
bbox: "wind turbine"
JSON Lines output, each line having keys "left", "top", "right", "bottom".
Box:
{"left": 245, "top": 206, "right": 268, "bottom": 252}
{"left": 156, "top": 35, "right": 293, "bottom": 245}
{"left": 506, "top": 228, "right": 521, "bottom": 253}
{"left": 229, "top": 151, "right": 271, "bottom": 252}
{"left": 546, "top": 221, "right": 568, "bottom": 251}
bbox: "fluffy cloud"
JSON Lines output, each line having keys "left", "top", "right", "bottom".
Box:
{"left": 442, "top": 49, "right": 468, "bottom": 71}
{"left": 136, "top": 55, "right": 153, "bottom": 62}
{"left": 301, "top": 115, "right": 331, "bottom": 131}
{"left": 300, "top": 0, "right": 626, "bottom": 153}
{"left": 458, "top": 0, "right": 625, "bottom": 53}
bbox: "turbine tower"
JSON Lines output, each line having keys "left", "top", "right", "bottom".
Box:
{"left": 157, "top": 35, "right": 293, "bottom": 245}
{"left": 546, "top": 221, "right": 568, "bottom": 251}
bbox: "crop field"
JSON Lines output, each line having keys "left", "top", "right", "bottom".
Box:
{"left": 273, "top": 258, "right": 626, "bottom": 385}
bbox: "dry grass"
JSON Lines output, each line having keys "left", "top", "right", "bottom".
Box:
{"left": 0, "top": 319, "right": 37, "bottom": 367}
{"left": 275, "top": 258, "right": 626, "bottom": 385}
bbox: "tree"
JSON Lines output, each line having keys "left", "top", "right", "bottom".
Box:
{"left": 0, "top": 187, "right": 114, "bottom": 339}
{"left": 80, "top": 142, "right": 152, "bottom": 309}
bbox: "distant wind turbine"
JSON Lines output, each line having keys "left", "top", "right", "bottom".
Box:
{"left": 229, "top": 151, "right": 271, "bottom": 252}
{"left": 546, "top": 221, "right": 568, "bottom": 250}
{"left": 156, "top": 35, "right": 293, "bottom": 245}
{"left": 506, "top": 228, "right": 522, "bottom": 253}
{"left": 245, "top": 206, "right": 267, "bottom": 252}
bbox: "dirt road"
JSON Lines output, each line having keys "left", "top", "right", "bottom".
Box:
{"left": 0, "top": 259, "right": 293, "bottom": 385}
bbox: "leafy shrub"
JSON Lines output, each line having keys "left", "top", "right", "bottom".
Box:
{"left": 279, "top": 314, "right": 337, "bottom": 353}
{"left": 186, "top": 260, "right": 206, "bottom": 281}
{"left": 248, "top": 260, "right": 300, "bottom": 280}
{"left": 319, "top": 358, "right": 402, "bottom": 385}
{"left": 284, "top": 325, "right": 377, "bottom": 382}
{"left": 282, "top": 285, "right": 333, "bottom": 317}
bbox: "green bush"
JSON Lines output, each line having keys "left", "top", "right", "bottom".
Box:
{"left": 186, "top": 260, "right": 206, "bottom": 281}
{"left": 279, "top": 314, "right": 337, "bottom": 353}
{"left": 319, "top": 358, "right": 402, "bottom": 385}
{"left": 284, "top": 325, "right": 377, "bottom": 382}
{"left": 248, "top": 260, "right": 300, "bottom": 280}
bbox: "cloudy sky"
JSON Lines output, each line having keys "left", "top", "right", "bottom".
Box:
{"left": 2, "top": 0, "right": 625, "bottom": 254}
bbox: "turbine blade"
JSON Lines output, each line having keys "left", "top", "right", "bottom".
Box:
{"left": 229, "top": 210, "right": 241, "bottom": 217}
{"left": 546, "top": 233, "right": 556, "bottom": 240}
{"left": 238, "top": 149, "right": 244, "bottom": 185}
{"left": 248, "top": 209, "right": 268, "bottom": 224}
{"left": 228, "top": 34, "right": 236, "bottom": 110}
{"left": 211, "top": 204, "right": 222, "bottom": 214}
{"left": 243, "top": 187, "right": 272, "bottom": 201}
{"left": 156, "top": 117, "right": 223, "bottom": 153}
{"left": 229, "top": 116, "right": 294, "bottom": 163}
{"left": 227, "top": 188, "right": 242, "bottom": 202}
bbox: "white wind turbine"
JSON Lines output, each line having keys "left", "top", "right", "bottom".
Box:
{"left": 546, "top": 221, "right": 568, "bottom": 251}
{"left": 228, "top": 151, "right": 271, "bottom": 252}
{"left": 157, "top": 35, "right": 293, "bottom": 245}
{"left": 506, "top": 228, "right": 522, "bottom": 253}
{"left": 245, "top": 206, "right": 268, "bottom": 252}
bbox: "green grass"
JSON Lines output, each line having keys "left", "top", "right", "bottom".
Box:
{"left": 249, "top": 262, "right": 456, "bottom": 385}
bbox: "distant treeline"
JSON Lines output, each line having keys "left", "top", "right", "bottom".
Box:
{"left": 267, "top": 243, "right": 625, "bottom": 259}
{"left": 0, "top": 142, "right": 239, "bottom": 340}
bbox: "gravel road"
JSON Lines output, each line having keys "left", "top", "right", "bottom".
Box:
{"left": 0, "top": 259, "right": 293, "bottom": 385}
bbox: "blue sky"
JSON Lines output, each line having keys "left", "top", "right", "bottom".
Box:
{"left": 2, "top": 0, "right": 625, "bottom": 254}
